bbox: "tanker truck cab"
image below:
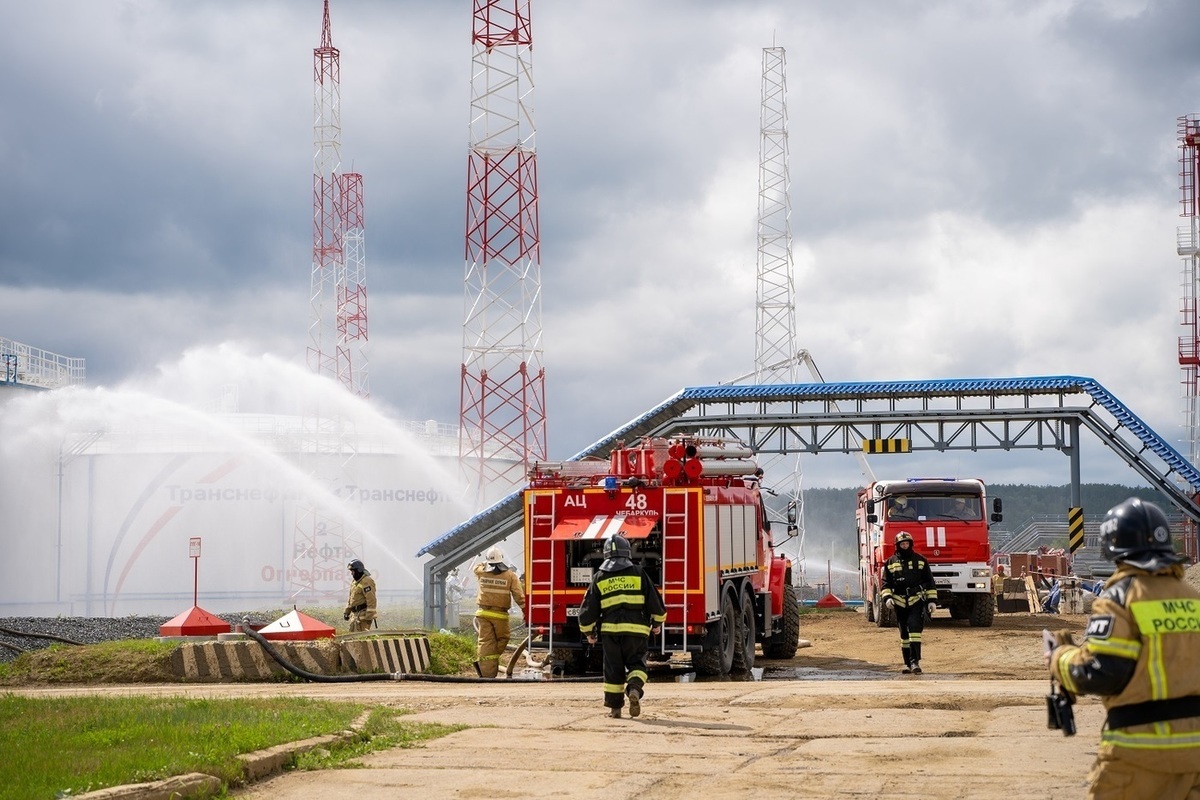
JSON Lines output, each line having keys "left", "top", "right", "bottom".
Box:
{"left": 857, "top": 478, "right": 1002, "bottom": 628}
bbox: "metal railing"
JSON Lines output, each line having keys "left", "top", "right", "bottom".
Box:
{"left": 0, "top": 337, "right": 85, "bottom": 389}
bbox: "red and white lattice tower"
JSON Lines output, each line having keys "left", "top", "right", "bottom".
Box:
{"left": 1178, "top": 115, "right": 1200, "bottom": 467}
{"left": 310, "top": 0, "right": 368, "bottom": 398}
{"left": 1175, "top": 114, "right": 1200, "bottom": 562}
{"left": 459, "top": 0, "right": 546, "bottom": 505}
{"left": 291, "top": 0, "right": 364, "bottom": 605}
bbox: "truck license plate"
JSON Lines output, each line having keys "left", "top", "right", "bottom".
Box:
{"left": 565, "top": 607, "right": 580, "bottom": 617}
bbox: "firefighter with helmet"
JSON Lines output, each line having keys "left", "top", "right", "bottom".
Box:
{"left": 1046, "top": 498, "right": 1200, "bottom": 798}
{"left": 881, "top": 530, "right": 937, "bottom": 674}
{"left": 577, "top": 534, "right": 667, "bottom": 718}
{"left": 343, "top": 559, "right": 377, "bottom": 632}
{"left": 473, "top": 546, "right": 525, "bottom": 678}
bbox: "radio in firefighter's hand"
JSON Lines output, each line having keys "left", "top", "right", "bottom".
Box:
{"left": 1045, "top": 680, "right": 1077, "bottom": 737}
{"left": 1042, "top": 629, "right": 1078, "bottom": 737}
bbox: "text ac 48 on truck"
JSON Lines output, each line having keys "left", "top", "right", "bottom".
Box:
{"left": 522, "top": 436, "right": 801, "bottom": 676}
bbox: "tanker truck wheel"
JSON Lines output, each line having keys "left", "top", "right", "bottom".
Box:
{"left": 694, "top": 588, "right": 738, "bottom": 676}
{"left": 762, "top": 583, "right": 800, "bottom": 659}
{"left": 731, "top": 586, "right": 756, "bottom": 671}
{"left": 968, "top": 593, "right": 995, "bottom": 628}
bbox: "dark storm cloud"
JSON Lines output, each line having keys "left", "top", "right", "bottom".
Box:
{"left": 0, "top": 0, "right": 1193, "bottom": 487}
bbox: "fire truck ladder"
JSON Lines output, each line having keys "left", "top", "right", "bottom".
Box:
{"left": 659, "top": 487, "right": 692, "bottom": 656}
{"left": 525, "top": 492, "right": 559, "bottom": 656}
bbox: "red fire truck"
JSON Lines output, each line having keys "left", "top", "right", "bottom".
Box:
{"left": 857, "top": 478, "right": 1001, "bottom": 628}
{"left": 523, "top": 436, "right": 801, "bottom": 676}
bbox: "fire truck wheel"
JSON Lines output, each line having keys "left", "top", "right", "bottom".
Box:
{"left": 763, "top": 583, "right": 800, "bottom": 659}
{"left": 732, "top": 586, "right": 756, "bottom": 672}
{"left": 694, "top": 589, "right": 738, "bottom": 676}
{"left": 968, "top": 593, "right": 995, "bottom": 628}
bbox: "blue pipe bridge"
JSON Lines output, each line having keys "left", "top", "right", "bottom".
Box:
{"left": 418, "top": 375, "right": 1200, "bottom": 627}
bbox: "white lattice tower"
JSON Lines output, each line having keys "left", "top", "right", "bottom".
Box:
{"left": 459, "top": 0, "right": 547, "bottom": 507}
{"left": 749, "top": 46, "right": 810, "bottom": 581}
{"left": 755, "top": 46, "right": 798, "bottom": 385}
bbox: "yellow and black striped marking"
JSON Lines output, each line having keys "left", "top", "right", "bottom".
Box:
{"left": 1068, "top": 506, "right": 1085, "bottom": 553}
{"left": 862, "top": 438, "right": 911, "bottom": 454}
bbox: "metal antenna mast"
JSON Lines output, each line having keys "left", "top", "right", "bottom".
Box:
{"left": 750, "top": 46, "right": 873, "bottom": 586}
{"left": 751, "top": 45, "right": 811, "bottom": 580}
{"left": 459, "top": 0, "right": 547, "bottom": 506}
{"left": 292, "top": 0, "right": 364, "bottom": 606}
{"left": 310, "top": 0, "right": 368, "bottom": 398}
{"left": 1178, "top": 114, "right": 1200, "bottom": 469}
{"left": 755, "top": 46, "right": 798, "bottom": 386}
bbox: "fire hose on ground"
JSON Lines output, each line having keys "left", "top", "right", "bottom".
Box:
{"left": 242, "top": 619, "right": 599, "bottom": 683}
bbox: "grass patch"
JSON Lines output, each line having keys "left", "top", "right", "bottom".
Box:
{"left": 0, "top": 694, "right": 359, "bottom": 798}
{"left": 0, "top": 639, "right": 180, "bottom": 686}
{"left": 428, "top": 630, "right": 478, "bottom": 675}
{"left": 0, "top": 614, "right": 476, "bottom": 685}
{"left": 0, "top": 694, "right": 462, "bottom": 799}
{"left": 293, "top": 706, "right": 465, "bottom": 770}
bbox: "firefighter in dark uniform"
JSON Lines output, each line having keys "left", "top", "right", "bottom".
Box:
{"left": 881, "top": 530, "right": 937, "bottom": 674}
{"left": 343, "top": 559, "right": 377, "bottom": 632}
{"left": 473, "top": 546, "right": 525, "bottom": 679}
{"left": 1047, "top": 498, "right": 1200, "bottom": 799}
{"left": 577, "top": 535, "right": 666, "bottom": 718}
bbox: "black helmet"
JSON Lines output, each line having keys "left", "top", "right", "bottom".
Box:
{"left": 599, "top": 535, "right": 633, "bottom": 572}
{"left": 1099, "top": 498, "right": 1186, "bottom": 571}
{"left": 895, "top": 531, "right": 914, "bottom": 546}
{"left": 348, "top": 559, "right": 366, "bottom": 578}
{"left": 603, "top": 535, "right": 631, "bottom": 560}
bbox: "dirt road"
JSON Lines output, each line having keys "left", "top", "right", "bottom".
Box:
{"left": 223, "top": 610, "right": 1096, "bottom": 799}
{"left": 9, "top": 609, "right": 1098, "bottom": 799}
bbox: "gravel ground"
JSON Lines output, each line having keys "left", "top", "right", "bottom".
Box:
{"left": 0, "top": 614, "right": 279, "bottom": 664}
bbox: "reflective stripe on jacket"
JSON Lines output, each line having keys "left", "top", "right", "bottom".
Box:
{"left": 577, "top": 564, "right": 666, "bottom": 637}
{"left": 880, "top": 550, "right": 936, "bottom": 607}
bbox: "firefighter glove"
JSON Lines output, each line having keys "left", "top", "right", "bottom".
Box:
{"left": 884, "top": 598, "right": 893, "bottom": 609}
{"left": 927, "top": 603, "right": 936, "bottom": 615}
{"left": 343, "top": 609, "right": 351, "bottom": 621}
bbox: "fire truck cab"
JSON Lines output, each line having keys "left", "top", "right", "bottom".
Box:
{"left": 523, "top": 436, "right": 801, "bottom": 676}
{"left": 857, "top": 477, "right": 1001, "bottom": 628}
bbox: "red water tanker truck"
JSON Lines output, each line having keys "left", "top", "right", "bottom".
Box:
{"left": 857, "top": 477, "right": 1002, "bottom": 628}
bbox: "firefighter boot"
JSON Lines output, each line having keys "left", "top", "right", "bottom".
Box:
{"left": 911, "top": 642, "right": 923, "bottom": 674}
{"left": 608, "top": 706, "right": 622, "bottom": 719}
{"left": 901, "top": 646, "right": 912, "bottom": 674}
{"left": 627, "top": 687, "right": 642, "bottom": 718}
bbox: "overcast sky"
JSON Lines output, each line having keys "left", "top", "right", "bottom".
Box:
{"left": 3, "top": 0, "right": 1198, "bottom": 490}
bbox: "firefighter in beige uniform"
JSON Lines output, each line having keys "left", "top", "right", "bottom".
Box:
{"left": 474, "top": 547, "right": 525, "bottom": 678}
{"left": 343, "top": 559, "right": 377, "bottom": 632}
{"left": 1048, "top": 498, "right": 1200, "bottom": 799}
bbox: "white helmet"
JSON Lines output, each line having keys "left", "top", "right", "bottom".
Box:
{"left": 485, "top": 546, "right": 506, "bottom": 565}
